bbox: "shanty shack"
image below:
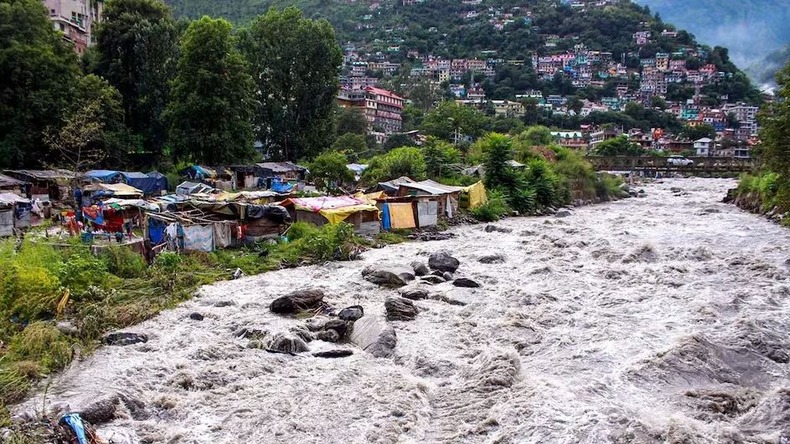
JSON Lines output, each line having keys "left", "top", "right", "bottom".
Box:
{"left": 280, "top": 196, "right": 380, "bottom": 236}
{"left": 4, "top": 169, "right": 75, "bottom": 201}
{"left": 83, "top": 170, "right": 166, "bottom": 196}
{"left": 0, "top": 173, "right": 26, "bottom": 195}
{"left": 0, "top": 193, "right": 32, "bottom": 236}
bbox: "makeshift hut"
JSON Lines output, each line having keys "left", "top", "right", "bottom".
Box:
{"left": 228, "top": 165, "right": 259, "bottom": 190}
{"left": 397, "top": 179, "right": 464, "bottom": 218}
{"left": 181, "top": 166, "right": 234, "bottom": 190}
{"left": 0, "top": 193, "right": 32, "bottom": 236}
{"left": 146, "top": 171, "right": 169, "bottom": 194}
{"left": 374, "top": 176, "right": 415, "bottom": 195}
{"left": 145, "top": 200, "right": 291, "bottom": 251}
{"left": 176, "top": 181, "right": 214, "bottom": 196}
{"left": 255, "top": 162, "right": 308, "bottom": 181}
{"left": 0, "top": 173, "right": 26, "bottom": 195}
{"left": 4, "top": 169, "right": 75, "bottom": 201}
{"left": 84, "top": 170, "right": 122, "bottom": 184}
{"left": 120, "top": 172, "right": 163, "bottom": 196}
{"left": 280, "top": 196, "right": 380, "bottom": 236}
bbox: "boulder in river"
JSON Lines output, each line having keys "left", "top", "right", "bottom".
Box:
{"left": 400, "top": 287, "right": 429, "bottom": 300}
{"left": 479, "top": 254, "right": 506, "bottom": 264}
{"left": 429, "top": 251, "right": 460, "bottom": 273}
{"left": 362, "top": 265, "right": 415, "bottom": 287}
{"left": 323, "top": 319, "right": 351, "bottom": 338}
{"left": 410, "top": 261, "right": 430, "bottom": 276}
{"left": 103, "top": 332, "right": 148, "bottom": 346}
{"left": 313, "top": 349, "right": 353, "bottom": 358}
{"left": 189, "top": 313, "right": 204, "bottom": 321}
{"left": 442, "top": 271, "right": 453, "bottom": 281}
{"left": 316, "top": 329, "right": 340, "bottom": 343}
{"left": 385, "top": 297, "right": 418, "bottom": 321}
{"left": 349, "top": 315, "right": 397, "bottom": 358}
{"left": 420, "top": 275, "right": 446, "bottom": 285}
{"left": 484, "top": 225, "right": 513, "bottom": 233}
{"left": 267, "top": 333, "right": 309, "bottom": 354}
{"left": 79, "top": 392, "right": 148, "bottom": 425}
{"left": 453, "top": 277, "right": 481, "bottom": 288}
{"left": 338, "top": 305, "right": 364, "bottom": 322}
{"left": 555, "top": 210, "right": 572, "bottom": 218}
{"left": 269, "top": 289, "right": 325, "bottom": 314}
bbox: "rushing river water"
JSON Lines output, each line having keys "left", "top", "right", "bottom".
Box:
{"left": 15, "top": 178, "right": 790, "bottom": 443}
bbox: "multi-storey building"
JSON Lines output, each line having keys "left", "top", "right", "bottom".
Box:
{"left": 43, "top": 0, "right": 102, "bottom": 54}
{"left": 337, "top": 87, "right": 404, "bottom": 135}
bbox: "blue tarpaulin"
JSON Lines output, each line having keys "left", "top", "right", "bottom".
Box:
{"left": 60, "top": 413, "right": 88, "bottom": 444}
{"left": 120, "top": 171, "right": 159, "bottom": 195}
{"left": 85, "top": 170, "right": 121, "bottom": 183}
{"left": 381, "top": 202, "right": 392, "bottom": 230}
{"left": 147, "top": 217, "right": 166, "bottom": 244}
{"left": 147, "top": 171, "right": 169, "bottom": 193}
{"left": 270, "top": 177, "right": 294, "bottom": 193}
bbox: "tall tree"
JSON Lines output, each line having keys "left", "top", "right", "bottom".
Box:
{"left": 240, "top": 7, "right": 342, "bottom": 161}
{"left": 760, "top": 63, "right": 790, "bottom": 179}
{"left": 0, "top": 0, "right": 80, "bottom": 167}
{"left": 94, "top": 0, "right": 178, "bottom": 160}
{"left": 165, "top": 16, "right": 255, "bottom": 165}
{"left": 335, "top": 106, "right": 369, "bottom": 136}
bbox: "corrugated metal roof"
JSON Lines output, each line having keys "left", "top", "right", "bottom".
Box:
{"left": 0, "top": 173, "right": 25, "bottom": 188}
{"left": 399, "top": 179, "right": 463, "bottom": 195}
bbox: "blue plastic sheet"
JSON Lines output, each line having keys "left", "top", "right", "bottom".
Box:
{"left": 381, "top": 203, "right": 392, "bottom": 231}
{"left": 60, "top": 413, "right": 88, "bottom": 444}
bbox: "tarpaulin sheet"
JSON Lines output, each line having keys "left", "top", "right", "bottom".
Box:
{"left": 85, "top": 170, "right": 121, "bottom": 182}
{"left": 270, "top": 178, "right": 293, "bottom": 193}
{"left": 121, "top": 172, "right": 160, "bottom": 195}
{"left": 213, "top": 223, "right": 232, "bottom": 248}
{"left": 320, "top": 205, "right": 379, "bottom": 224}
{"left": 82, "top": 205, "right": 104, "bottom": 225}
{"left": 148, "top": 217, "right": 166, "bottom": 244}
{"left": 388, "top": 202, "right": 416, "bottom": 229}
{"left": 461, "top": 181, "right": 487, "bottom": 209}
{"left": 147, "top": 171, "right": 169, "bottom": 193}
{"left": 381, "top": 203, "right": 391, "bottom": 231}
{"left": 182, "top": 225, "right": 214, "bottom": 252}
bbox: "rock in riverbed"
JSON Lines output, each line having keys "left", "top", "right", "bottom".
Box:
{"left": 269, "top": 289, "right": 325, "bottom": 314}
{"left": 313, "top": 349, "right": 353, "bottom": 358}
{"left": 338, "top": 305, "right": 364, "bottom": 322}
{"left": 267, "top": 333, "right": 309, "bottom": 354}
{"left": 362, "top": 265, "right": 415, "bottom": 287}
{"left": 453, "top": 277, "right": 481, "bottom": 288}
{"left": 428, "top": 251, "right": 460, "bottom": 273}
{"left": 385, "top": 297, "right": 418, "bottom": 321}
{"left": 349, "top": 315, "right": 397, "bottom": 358}
{"left": 103, "top": 332, "right": 148, "bottom": 346}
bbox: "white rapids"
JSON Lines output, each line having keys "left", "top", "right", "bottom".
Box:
{"left": 15, "top": 178, "right": 790, "bottom": 443}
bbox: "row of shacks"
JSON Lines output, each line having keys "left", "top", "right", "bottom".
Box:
{"left": 137, "top": 178, "right": 486, "bottom": 252}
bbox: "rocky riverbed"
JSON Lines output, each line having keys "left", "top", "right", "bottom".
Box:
{"left": 13, "top": 178, "right": 790, "bottom": 443}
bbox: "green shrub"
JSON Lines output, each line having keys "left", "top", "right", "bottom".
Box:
{"left": 470, "top": 190, "right": 510, "bottom": 221}
{"left": 59, "top": 250, "right": 110, "bottom": 298}
{"left": 102, "top": 245, "right": 147, "bottom": 278}
{"left": 0, "top": 365, "right": 30, "bottom": 406}
{"left": 7, "top": 322, "right": 73, "bottom": 373}
{"left": 1, "top": 265, "right": 62, "bottom": 321}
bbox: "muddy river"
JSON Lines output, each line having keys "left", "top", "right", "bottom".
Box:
{"left": 16, "top": 178, "right": 790, "bottom": 443}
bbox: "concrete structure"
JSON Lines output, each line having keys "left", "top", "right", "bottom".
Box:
{"left": 694, "top": 137, "right": 713, "bottom": 157}
{"left": 338, "top": 86, "right": 404, "bottom": 134}
{"left": 43, "top": 0, "right": 102, "bottom": 54}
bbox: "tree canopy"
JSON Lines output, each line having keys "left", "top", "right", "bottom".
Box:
{"left": 165, "top": 16, "right": 256, "bottom": 165}
{"left": 240, "top": 7, "right": 342, "bottom": 161}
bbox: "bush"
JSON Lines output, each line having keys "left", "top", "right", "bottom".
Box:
{"left": 470, "top": 190, "right": 510, "bottom": 221}
{"left": 1, "top": 265, "right": 62, "bottom": 321}
{"left": 102, "top": 245, "right": 147, "bottom": 278}
{"left": 7, "top": 322, "right": 73, "bottom": 373}
{"left": 59, "top": 250, "right": 110, "bottom": 298}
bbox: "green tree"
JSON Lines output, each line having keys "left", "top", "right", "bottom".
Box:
{"left": 421, "top": 101, "right": 489, "bottom": 142}
{"left": 481, "top": 133, "right": 516, "bottom": 189}
{"left": 330, "top": 133, "right": 369, "bottom": 161}
{"left": 94, "top": 0, "right": 179, "bottom": 160}
{"left": 680, "top": 124, "right": 717, "bottom": 141}
{"left": 382, "top": 134, "right": 414, "bottom": 152}
{"left": 520, "top": 126, "right": 555, "bottom": 146}
{"left": 422, "top": 138, "right": 461, "bottom": 179}
{"left": 241, "top": 7, "right": 342, "bottom": 160}
{"left": 165, "top": 16, "right": 255, "bottom": 165}
{"left": 335, "top": 106, "right": 369, "bottom": 136}
{"left": 0, "top": 0, "right": 80, "bottom": 167}
{"left": 309, "top": 151, "right": 354, "bottom": 189}
{"left": 593, "top": 135, "right": 643, "bottom": 156}
{"left": 760, "top": 62, "right": 790, "bottom": 179}
{"left": 362, "top": 146, "right": 427, "bottom": 183}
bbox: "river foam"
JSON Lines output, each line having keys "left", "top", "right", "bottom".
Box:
{"left": 15, "top": 178, "right": 790, "bottom": 443}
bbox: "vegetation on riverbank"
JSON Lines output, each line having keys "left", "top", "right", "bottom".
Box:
{"left": 729, "top": 62, "right": 790, "bottom": 224}
{"left": 0, "top": 222, "right": 392, "bottom": 427}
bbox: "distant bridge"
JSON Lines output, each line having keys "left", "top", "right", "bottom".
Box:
{"left": 587, "top": 156, "right": 756, "bottom": 175}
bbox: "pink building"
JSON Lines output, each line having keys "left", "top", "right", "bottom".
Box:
{"left": 42, "top": 0, "right": 102, "bottom": 54}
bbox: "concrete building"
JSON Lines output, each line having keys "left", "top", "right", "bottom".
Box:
{"left": 43, "top": 0, "right": 103, "bottom": 54}
{"left": 337, "top": 86, "right": 404, "bottom": 134}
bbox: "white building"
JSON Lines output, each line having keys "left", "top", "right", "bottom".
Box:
{"left": 694, "top": 137, "right": 713, "bottom": 157}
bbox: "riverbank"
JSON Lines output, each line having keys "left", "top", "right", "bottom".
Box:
{"left": 723, "top": 172, "right": 790, "bottom": 227}
{"left": 8, "top": 178, "right": 790, "bottom": 443}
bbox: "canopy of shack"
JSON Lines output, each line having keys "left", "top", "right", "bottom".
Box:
{"left": 0, "top": 192, "right": 29, "bottom": 206}
{"left": 84, "top": 183, "right": 144, "bottom": 198}
{"left": 281, "top": 196, "right": 379, "bottom": 224}
{"left": 120, "top": 172, "right": 161, "bottom": 195}
{"left": 85, "top": 170, "right": 122, "bottom": 183}
{"left": 104, "top": 198, "right": 160, "bottom": 212}
{"left": 181, "top": 165, "right": 232, "bottom": 180}
{"left": 255, "top": 162, "right": 307, "bottom": 177}
{"left": 0, "top": 173, "right": 26, "bottom": 189}
{"left": 176, "top": 181, "right": 214, "bottom": 196}
{"left": 399, "top": 179, "right": 463, "bottom": 196}
{"left": 146, "top": 171, "right": 169, "bottom": 192}
{"left": 193, "top": 190, "right": 284, "bottom": 202}
{"left": 376, "top": 176, "right": 415, "bottom": 194}
{"left": 4, "top": 169, "right": 75, "bottom": 182}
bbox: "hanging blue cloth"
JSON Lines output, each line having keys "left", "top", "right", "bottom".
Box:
{"left": 381, "top": 203, "right": 392, "bottom": 231}
{"left": 147, "top": 217, "right": 166, "bottom": 244}
{"left": 60, "top": 413, "right": 89, "bottom": 444}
